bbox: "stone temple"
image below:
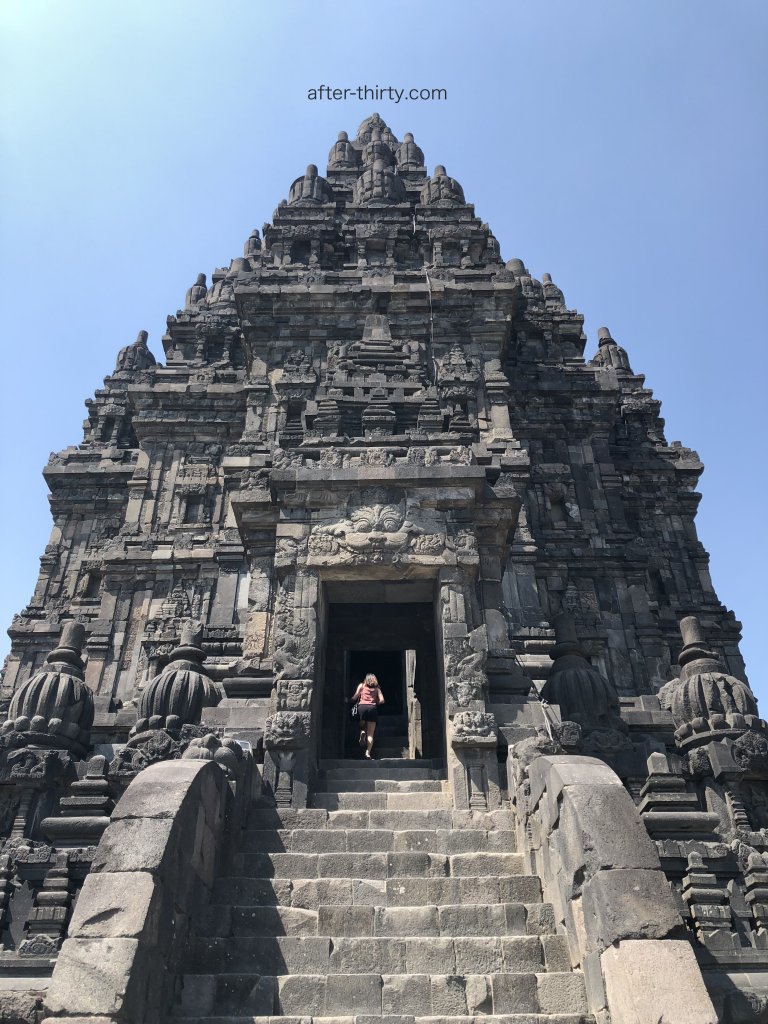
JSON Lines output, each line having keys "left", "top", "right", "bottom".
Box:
{"left": 0, "top": 114, "right": 766, "bottom": 1023}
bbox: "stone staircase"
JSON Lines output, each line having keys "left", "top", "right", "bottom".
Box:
{"left": 169, "top": 759, "right": 592, "bottom": 1024}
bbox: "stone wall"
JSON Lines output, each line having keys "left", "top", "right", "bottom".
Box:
{"left": 41, "top": 759, "right": 239, "bottom": 1024}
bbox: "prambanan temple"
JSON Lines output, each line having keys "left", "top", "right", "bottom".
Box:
{"left": 0, "top": 114, "right": 766, "bottom": 1024}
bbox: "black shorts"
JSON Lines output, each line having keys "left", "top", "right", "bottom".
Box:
{"left": 359, "top": 705, "right": 379, "bottom": 723}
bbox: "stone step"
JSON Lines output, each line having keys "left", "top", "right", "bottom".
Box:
{"left": 211, "top": 875, "right": 545, "bottom": 910}
{"left": 319, "top": 764, "right": 441, "bottom": 782}
{"left": 311, "top": 791, "right": 452, "bottom": 811}
{"left": 246, "top": 808, "right": 517, "bottom": 832}
{"left": 186, "top": 936, "right": 566, "bottom": 976}
{"left": 197, "top": 902, "right": 551, "bottom": 940}
{"left": 173, "top": 1015, "right": 592, "bottom": 1024}
{"left": 174, "top": 970, "right": 588, "bottom": 1017}
{"left": 319, "top": 758, "right": 444, "bottom": 775}
{"left": 239, "top": 828, "right": 518, "bottom": 855}
{"left": 313, "top": 779, "right": 446, "bottom": 794}
{"left": 238, "top": 851, "right": 525, "bottom": 880}
{"left": 328, "top": 809, "right": 517, "bottom": 831}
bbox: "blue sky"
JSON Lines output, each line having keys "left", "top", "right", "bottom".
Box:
{"left": 1, "top": 1, "right": 766, "bottom": 701}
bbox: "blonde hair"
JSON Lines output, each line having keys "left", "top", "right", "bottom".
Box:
{"left": 363, "top": 673, "right": 379, "bottom": 687}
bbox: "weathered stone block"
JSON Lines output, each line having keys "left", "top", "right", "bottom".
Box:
{"left": 464, "top": 973, "right": 493, "bottom": 1014}
{"left": 290, "top": 827, "right": 346, "bottom": 853}
{"left": 394, "top": 829, "right": 439, "bottom": 852}
{"left": 351, "top": 878, "right": 387, "bottom": 905}
{"left": 277, "top": 973, "right": 327, "bottom": 1015}
{"left": 216, "top": 974, "right": 277, "bottom": 1015}
{"left": 449, "top": 852, "right": 521, "bottom": 876}
{"left": 498, "top": 875, "right": 542, "bottom": 904}
{"left": 46, "top": 937, "right": 152, "bottom": 1019}
{"left": 500, "top": 935, "right": 544, "bottom": 971}
{"left": 318, "top": 852, "right": 387, "bottom": 878}
{"left": 291, "top": 878, "right": 353, "bottom": 910}
{"left": 453, "top": 936, "right": 503, "bottom": 973}
{"left": 329, "top": 937, "right": 407, "bottom": 974}
{"left": 581, "top": 867, "right": 684, "bottom": 952}
{"left": 555, "top": 786, "right": 660, "bottom": 889}
{"left": 325, "top": 974, "right": 382, "bottom": 1014}
{"left": 90, "top": 817, "right": 174, "bottom": 875}
{"left": 438, "top": 902, "right": 507, "bottom": 937}
{"left": 346, "top": 828, "right": 395, "bottom": 853}
{"left": 527, "top": 755, "right": 622, "bottom": 815}
{"left": 67, "top": 870, "right": 163, "bottom": 942}
{"left": 381, "top": 973, "right": 431, "bottom": 1015}
{"left": 385, "top": 851, "right": 433, "bottom": 877}
{"left": 405, "top": 936, "right": 456, "bottom": 973}
{"left": 490, "top": 971, "right": 539, "bottom": 1013}
{"left": 541, "top": 934, "right": 573, "bottom": 972}
{"left": 430, "top": 974, "right": 467, "bottom": 1015}
{"left": 536, "top": 971, "right": 588, "bottom": 1014}
{"left": 525, "top": 902, "right": 556, "bottom": 935}
{"left": 318, "top": 904, "right": 374, "bottom": 936}
{"left": 375, "top": 905, "right": 439, "bottom": 936}
{"left": 601, "top": 939, "right": 718, "bottom": 1023}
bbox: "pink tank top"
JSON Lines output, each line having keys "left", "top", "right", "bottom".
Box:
{"left": 358, "top": 684, "right": 379, "bottom": 706}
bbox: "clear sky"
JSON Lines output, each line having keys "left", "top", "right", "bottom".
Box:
{"left": 1, "top": 1, "right": 766, "bottom": 701}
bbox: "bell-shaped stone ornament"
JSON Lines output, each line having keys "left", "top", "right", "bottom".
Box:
{"left": 395, "top": 132, "right": 425, "bottom": 171}
{"left": 185, "top": 273, "right": 208, "bottom": 310}
{"left": 661, "top": 616, "right": 763, "bottom": 750}
{"left": 327, "top": 130, "right": 360, "bottom": 170}
{"left": 288, "top": 165, "right": 334, "bottom": 206}
{"left": 353, "top": 159, "right": 407, "bottom": 205}
{"left": 114, "top": 330, "right": 157, "bottom": 372}
{"left": 5, "top": 622, "right": 94, "bottom": 757}
{"left": 420, "top": 166, "right": 465, "bottom": 206}
{"left": 134, "top": 620, "right": 222, "bottom": 734}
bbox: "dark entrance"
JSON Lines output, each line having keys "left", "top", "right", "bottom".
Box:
{"left": 320, "top": 586, "right": 443, "bottom": 761}
{"left": 348, "top": 650, "right": 406, "bottom": 758}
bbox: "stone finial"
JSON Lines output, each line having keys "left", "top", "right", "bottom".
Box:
{"left": 420, "top": 166, "right": 465, "bottom": 206}
{"left": 115, "top": 329, "right": 156, "bottom": 372}
{"left": 597, "top": 326, "right": 614, "bottom": 344}
{"left": 353, "top": 159, "right": 407, "bottom": 205}
{"left": 395, "top": 132, "right": 425, "bottom": 170}
{"left": 328, "top": 130, "right": 359, "bottom": 170}
{"left": 663, "top": 615, "right": 762, "bottom": 751}
{"left": 356, "top": 113, "right": 398, "bottom": 147}
{"left": 678, "top": 615, "right": 723, "bottom": 675}
{"left": 3, "top": 621, "right": 94, "bottom": 757}
{"left": 553, "top": 611, "right": 579, "bottom": 649}
{"left": 288, "top": 165, "right": 334, "bottom": 205}
{"left": 591, "top": 325, "right": 632, "bottom": 372}
{"left": 362, "top": 130, "right": 395, "bottom": 170}
{"left": 244, "top": 228, "right": 261, "bottom": 257}
{"left": 506, "top": 259, "right": 528, "bottom": 276}
{"left": 134, "top": 619, "right": 221, "bottom": 734}
{"left": 185, "top": 272, "right": 208, "bottom": 309}
{"left": 58, "top": 620, "right": 85, "bottom": 653}
{"left": 541, "top": 612, "right": 627, "bottom": 751}
{"left": 179, "top": 618, "right": 204, "bottom": 649}
{"left": 541, "top": 273, "right": 565, "bottom": 309}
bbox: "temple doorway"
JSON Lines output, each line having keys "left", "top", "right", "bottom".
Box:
{"left": 319, "top": 583, "right": 444, "bottom": 761}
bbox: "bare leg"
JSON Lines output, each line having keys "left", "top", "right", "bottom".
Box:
{"left": 365, "top": 721, "right": 376, "bottom": 758}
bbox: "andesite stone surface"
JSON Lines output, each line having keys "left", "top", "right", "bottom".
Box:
{"left": 1, "top": 113, "right": 766, "bottom": 1023}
